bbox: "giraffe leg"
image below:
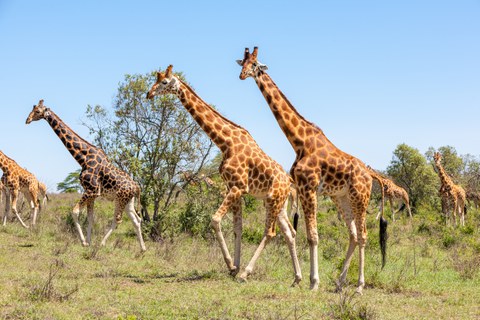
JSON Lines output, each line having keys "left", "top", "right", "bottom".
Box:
{"left": 211, "top": 186, "right": 244, "bottom": 274}
{"left": 452, "top": 199, "right": 458, "bottom": 226}
{"left": 72, "top": 194, "right": 94, "bottom": 246}
{"left": 355, "top": 214, "right": 368, "bottom": 294}
{"left": 11, "top": 190, "right": 29, "bottom": 229}
{"left": 3, "top": 191, "right": 11, "bottom": 226}
{"left": 299, "top": 188, "right": 319, "bottom": 290}
{"left": 231, "top": 199, "right": 243, "bottom": 275}
{"left": 101, "top": 198, "right": 125, "bottom": 247}
{"left": 26, "top": 191, "right": 39, "bottom": 226}
{"left": 390, "top": 198, "right": 395, "bottom": 222}
{"left": 334, "top": 196, "right": 359, "bottom": 293}
{"left": 86, "top": 202, "right": 94, "bottom": 245}
{"left": 276, "top": 199, "right": 302, "bottom": 286}
{"left": 239, "top": 197, "right": 285, "bottom": 282}
{"left": 125, "top": 198, "right": 146, "bottom": 252}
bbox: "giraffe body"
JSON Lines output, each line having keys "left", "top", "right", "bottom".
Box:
{"left": 433, "top": 152, "right": 466, "bottom": 226}
{"left": 26, "top": 100, "right": 146, "bottom": 251}
{"left": 0, "top": 151, "right": 40, "bottom": 228}
{"left": 466, "top": 189, "right": 480, "bottom": 211}
{"left": 367, "top": 166, "right": 412, "bottom": 221}
{"left": 147, "top": 66, "right": 301, "bottom": 285}
{"left": 238, "top": 47, "right": 387, "bottom": 294}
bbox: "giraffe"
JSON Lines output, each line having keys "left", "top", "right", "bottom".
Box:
{"left": 0, "top": 150, "right": 40, "bottom": 228}
{"left": 433, "top": 152, "right": 466, "bottom": 226}
{"left": 237, "top": 47, "right": 388, "bottom": 294}
{"left": 366, "top": 166, "right": 412, "bottom": 221}
{"left": 466, "top": 189, "right": 480, "bottom": 211}
{"left": 147, "top": 65, "right": 302, "bottom": 285}
{"left": 37, "top": 181, "right": 49, "bottom": 208}
{"left": 26, "top": 100, "right": 146, "bottom": 251}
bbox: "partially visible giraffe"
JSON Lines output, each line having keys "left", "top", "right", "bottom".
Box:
{"left": 466, "top": 189, "right": 480, "bottom": 211}
{"left": 147, "top": 65, "right": 301, "bottom": 285}
{"left": 26, "top": 100, "right": 146, "bottom": 251}
{"left": 433, "top": 152, "right": 466, "bottom": 226}
{"left": 237, "top": 47, "right": 388, "bottom": 294}
{"left": 366, "top": 166, "right": 412, "bottom": 221}
{"left": 37, "top": 181, "right": 49, "bottom": 208}
{"left": 0, "top": 151, "right": 40, "bottom": 228}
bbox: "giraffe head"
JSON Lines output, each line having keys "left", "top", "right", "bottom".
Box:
{"left": 433, "top": 152, "right": 442, "bottom": 166}
{"left": 146, "top": 65, "right": 181, "bottom": 99}
{"left": 26, "top": 99, "right": 51, "bottom": 124}
{"left": 236, "top": 47, "right": 268, "bottom": 80}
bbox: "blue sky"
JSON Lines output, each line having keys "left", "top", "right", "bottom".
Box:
{"left": 0, "top": 1, "right": 479, "bottom": 192}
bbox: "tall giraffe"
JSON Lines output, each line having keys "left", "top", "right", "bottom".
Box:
{"left": 0, "top": 150, "right": 40, "bottom": 228}
{"left": 147, "top": 65, "right": 301, "bottom": 285}
{"left": 26, "top": 100, "right": 146, "bottom": 251}
{"left": 237, "top": 47, "right": 387, "bottom": 294}
{"left": 366, "top": 165, "right": 412, "bottom": 221}
{"left": 433, "top": 152, "right": 466, "bottom": 226}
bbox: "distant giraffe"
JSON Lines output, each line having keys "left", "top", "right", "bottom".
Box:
{"left": 238, "top": 47, "right": 387, "bottom": 293}
{"left": 0, "top": 151, "right": 40, "bottom": 228}
{"left": 147, "top": 65, "right": 301, "bottom": 285}
{"left": 466, "top": 189, "right": 480, "bottom": 211}
{"left": 26, "top": 100, "right": 146, "bottom": 251}
{"left": 37, "top": 181, "right": 49, "bottom": 207}
{"left": 433, "top": 152, "right": 466, "bottom": 226}
{"left": 366, "top": 166, "right": 412, "bottom": 221}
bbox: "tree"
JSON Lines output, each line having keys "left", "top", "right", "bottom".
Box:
{"left": 386, "top": 143, "right": 438, "bottom": 211}
{"left": 83, "top": 70, "right": 215, "bottom": 236}
{"left": 57, "top": 169, "right": 83, "bottom": 193}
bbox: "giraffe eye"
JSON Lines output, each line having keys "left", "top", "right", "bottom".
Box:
{"left": 162, "top": 80, "right": 168, "bottom": 85}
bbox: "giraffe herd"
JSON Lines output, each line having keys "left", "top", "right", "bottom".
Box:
{"left": 0, "top": 47, "right": 476, "bottom": 294}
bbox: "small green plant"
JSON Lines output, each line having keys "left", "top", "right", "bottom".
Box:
{"left": 28, "top": 259, "right": 78, "bottom": 302}
{"left": 328, "top": 287, "right": 377, "bottom": 320}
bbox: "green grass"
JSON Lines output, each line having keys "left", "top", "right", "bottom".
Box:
{"left": 0, "top": 194, "right": 480, "bottom": 319}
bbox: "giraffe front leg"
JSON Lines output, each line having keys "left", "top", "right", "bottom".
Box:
{"left": 276, "top": 199, "right": 302, "bottom": 286}
{"left": 211, "top": 186, "right": 243, "bottom": 275}
{"left": 232, "top": 199, "right": 243, "bottom": 275}
{"left": 86, "top": 202, "right": 94, "bottom": 245}
{"left": 124, "top": 198, "right": 146, "bottom": 252}
{"left": 3, "top": 191, "right": 11, "bottom": 226}
{"left": 72, "top": 194, "right": 92, "bottom": 247}
{"left": 239, "top": 197, "right": 279, "bottom": 282}
{"left": 300, "top": 188, "right": 319, "bottom": 290}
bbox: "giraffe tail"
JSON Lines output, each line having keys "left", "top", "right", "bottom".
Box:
{"left": 396, "top": 203, "right": 406, "bottom": 213}
{"left": 379, "top": 216, "right": 388, "bottom": 269}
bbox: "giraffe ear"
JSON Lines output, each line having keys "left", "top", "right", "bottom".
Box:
{"left": 165, "top": 65, "right": 173, "bottom": 78}
{"left": 257, "top": 62, "right": 268, "bottom": 71}
{"left": 236, "top": 60, "right": 243, "bottom": 66}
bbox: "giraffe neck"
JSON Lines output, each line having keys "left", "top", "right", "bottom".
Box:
{"left": 45, "top": 110, "right": 102, "bottom": 167}
{"left": 0, "top": 150, "right": 17, "bottom": 174}
{"left": 254, "top": 72, "right": 328, "bottom": 153}
{"left": 436, "top": 163, "right": 454, "bottom": 187}
{"left": 175, "top": 78, "right": 243, "bottom": 152}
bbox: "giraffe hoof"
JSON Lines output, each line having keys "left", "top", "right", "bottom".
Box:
{"left": 238, "top": 274, "right": 248, "bottom": 283}
{"left": 229, "top": 267, "right": 239, "bottom": 277}
{"left": 355, "top": 287, "right": 364, "bottom": 295}
{"left": 82, "top": 242, "right": 90, "bottom": 247}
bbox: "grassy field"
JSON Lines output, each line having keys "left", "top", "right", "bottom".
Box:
{"left": 0, "top": 194, "right": 479, "bottom": 319}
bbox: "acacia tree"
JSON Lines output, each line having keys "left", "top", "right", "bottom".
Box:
{"left": 386, "top": 143, "right": 438, "bottom": 211}
{"left": 83, "top": 70, "right": 215, "bottom": 234}
{"left": 57, "top": 169, "right": 83, "bottom": 193}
